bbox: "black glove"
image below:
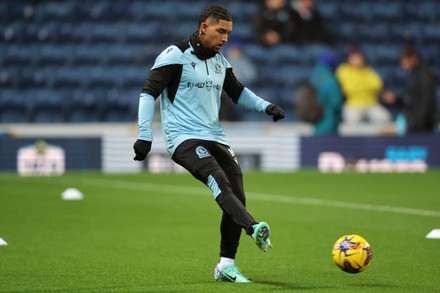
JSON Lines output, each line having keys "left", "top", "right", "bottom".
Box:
{"left": 133, "top": 139, "right": 152, "bottom": 161}
{"left": 265, "top": 104, "right": 285, "bottom": 122}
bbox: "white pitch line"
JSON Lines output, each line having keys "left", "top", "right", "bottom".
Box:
{"left": 73, "top": 177, "right": 440, "bottom": 218}
{"left": 1, "top": 175, "right": 439, "bottom": 217}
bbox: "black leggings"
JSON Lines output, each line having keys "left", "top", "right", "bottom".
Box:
{"left": 172, "top": 139, "right": 256, "bottom": 259}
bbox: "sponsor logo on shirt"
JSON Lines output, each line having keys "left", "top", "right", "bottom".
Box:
{"left": 187, "top": 80, "right": 222, "bottom": 91}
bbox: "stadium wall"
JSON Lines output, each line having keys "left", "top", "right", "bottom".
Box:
{"left": 0, "top": 122, "right": 312, "bottom": 173}
{"left": 0, "top": 123, "right": 438, "bottom": 174}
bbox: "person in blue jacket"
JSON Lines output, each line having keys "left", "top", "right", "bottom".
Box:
{"left": 132, "top": 4, "right": 285, "bottom": 283}
{"left": 310, "top": 50, "right": 344, "bottom": 134}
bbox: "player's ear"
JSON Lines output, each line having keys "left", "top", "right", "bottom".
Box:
{"left": 200, "top": 22, "right": 208, "bottom": 35}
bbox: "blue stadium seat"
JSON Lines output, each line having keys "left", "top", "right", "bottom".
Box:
{"left": 243, "top": 43, "right": 270, "bottom": 64}
{"left": 90, "top": 24, "right": 122, "bottom": 43}
{"left": 87, "top": 67, "right": 119, "bottom": 89}
{"left": 331, "top": 22, "right": 359, "bottom": 43}
{"left": 106, "top": 45, "right": 136, "bottom": 66}
{"left": 74, "top": 1, "right": 98, "bottom": 20}
{"left": 2, "top": 22, "right": 25, "bottom": 43}
{"left": 295, "top": 44, "right": 334, "bottom": 66}
{"left": 106, "top": 2, "right": 134, "bottom": 21}
{"left": 260, "top": 64, "right": 310, "bottom": 88}
{"left": 399, "top": 23, "right": 425, "bottom": 43}
{"left": 318, "top": 2, "right": 340, "bottom": 21}
{"left": 2, "top": 1, "right": 25, "bottom": 22}
{"left": 0, "top": 91, "right": 28, "bottom": 123}
{"left": 173, "top": 1, "right": 206, "bottom": 19}
{"left": 72, "top": 44, "right": 105, "bottom": 66}
{"left": 340, "top": 2, "right": 373, "bottom": 22}
{"left": 37, "top": 44, "right": 72, "bottom": 66}
{"left": 130, "top": 0, "right": 171, "bottom": 21}
{"left": 230, "top": 23, "right": 253, "bottom": 42}
{"left": 278, "top": 86, "right": 298, "bottom": 113}
{"left": 17, "top": 67, "right": 47, "bottom": 89}
{"left": 120, "top": 67, "right": 149, "bottom": 90}
{"left": 3, "top": 45, "right": 32, "bottom": 66}
{"left": 70, "top": 22, "right": 93, "bottom": 43}
{"left": 225, "top": 1, "right": 258, "bottom": 22}
{"left": 269, "top": 45, "right": 303, "bottom": 65}
{"left": 123, "top": 22, "right": 160, "bottom": 43}
{"left": 405, "top": 1, "right": 439, "bottom": 23}
{"left": 423, "top": 24, "right": 440, "bottom": 42}
{"left": 375, "top": 66, "right": 398, "bottom": 88}
{"left": 29, "top": 90, "right": 65, "bottom": 123}
{"left": 65, "top": 90, "right": 101, "bottom": 123}
{"left": 357, "top": 23, "right": 390, "bottom": 42}
{"left": 121, "top": 88, "right": 143, "bottom": 111}
{"left": 422, "top": 45, "right": 440, "bottom": 65}
{"left": 98, "top": 90, "right": 134, "bottom": 122}
{"left": 52, "top": 67, "right": 82, "bottom": 90}
{"left": 372, "top": 2, "right": 403, "bottom": 22}
{"left": 168, "top": 21, "right": 198, "bottom": 40}
{"left": 362, "top": 43, "right": 400, "bottom": 66}
{"left": 34, "top": 1, "right": 75, "bottom": 21}
{"left": 0, "top": 69, "right": 13, "bottom": 89}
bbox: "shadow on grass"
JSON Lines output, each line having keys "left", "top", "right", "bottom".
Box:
{"left": 349, "top": 283, "right": 399, "bottom": 289}
{"left": 255, "top": 281, "right": 401, "bottom": 291}
{"left": 254, "top": 280, "right": 333, "bottom": 291}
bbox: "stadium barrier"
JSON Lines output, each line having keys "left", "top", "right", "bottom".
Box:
{"left": 0, "top": 122, "right": 438, "bottom": 174}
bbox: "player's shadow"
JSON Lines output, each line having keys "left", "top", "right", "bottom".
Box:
{"left": 350, "top": 283, "right": 400, "bottom": 289}
{"left": 255, "top": 281, "right": 400, "bottom": 291}
{"left": 255, "top": 280, "right": 334, "bottom": 290}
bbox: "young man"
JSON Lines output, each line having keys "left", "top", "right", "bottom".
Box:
{"left": 132, "top": 4, "right": 285, "bottom": 283}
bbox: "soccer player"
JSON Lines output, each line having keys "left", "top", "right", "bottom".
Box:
{"left": 133, "top": 4, "right": 285, "bottom": 283}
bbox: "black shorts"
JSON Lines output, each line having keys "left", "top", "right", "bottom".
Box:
{"left": 172, "top": 139, "right": 254, "bottom": 234}
{"left": 171, "top": 139, "right": 243, "bottom": 199}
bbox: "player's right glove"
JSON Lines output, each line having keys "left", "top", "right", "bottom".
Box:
{"left": 133, "top": 139, "right": 152, "bottom": 161}
{"left": 265, "top": 104, "right": 285, "bottom": 122}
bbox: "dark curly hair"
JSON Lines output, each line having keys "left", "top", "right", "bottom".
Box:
{"left": 197, "top": 4, "right": 232, "bottom": 28}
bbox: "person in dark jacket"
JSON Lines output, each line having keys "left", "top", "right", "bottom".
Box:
{"left": 290, "top": 0, "right": 327, "bottom": 45}
{"left": 383, "top": 46, "right": 437, "bottom": 133}
{"left": 254, "top": 0, "right": 296, "bottom": 46}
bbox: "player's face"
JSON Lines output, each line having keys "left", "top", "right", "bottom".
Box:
{"left": 200, "top": 18, "right": 232, "bottom": 52}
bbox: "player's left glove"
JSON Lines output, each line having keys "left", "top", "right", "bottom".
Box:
{"left": 133, "top": 139, "right": 152, "bottom": 161}
{"left": 265, "top": 104, "right": 285, "bottom": 122}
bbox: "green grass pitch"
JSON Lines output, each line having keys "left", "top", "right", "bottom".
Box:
{"left": 0, "top": 170, "right": 439, "bottom": 292}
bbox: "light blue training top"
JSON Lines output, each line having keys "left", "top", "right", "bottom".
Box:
{"left": 138, "top": 41, "right": 271, "bottom": 156}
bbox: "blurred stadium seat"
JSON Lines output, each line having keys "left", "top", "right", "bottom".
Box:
{"left": 28, "top": 90, "right": 65, "bottom": 123}
{"left": 0, "top": 91, "right": 28, "bottom": 123}
{"left": 64, "top": 89, "right": 100, "bottom": 123}
{"left": 372, "top": 2, "right": 403, "bottom": 22}
{"left": 0, "top": 0, "right": 438, "bottom": 123}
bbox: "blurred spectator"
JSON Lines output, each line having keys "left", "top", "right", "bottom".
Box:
{"left": 220, "top": 41, "right": 258, "bottom": 121}
{"left": 226, "top": 41, "right": 257, "bottom": 85}
{"left": 310, "top": 50, "right": 344, "bottom": 134}
{"left": 336, "top": 48, "right": 392, "bottom": 124}
{"left": 254, "top": 0, "right": 296, "bottom": 46}
{"left": 290, "top": 0, "right": 327, "bottom": 45}
{"left": 382, "top": 46, "right": 438, "bottom": 134}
